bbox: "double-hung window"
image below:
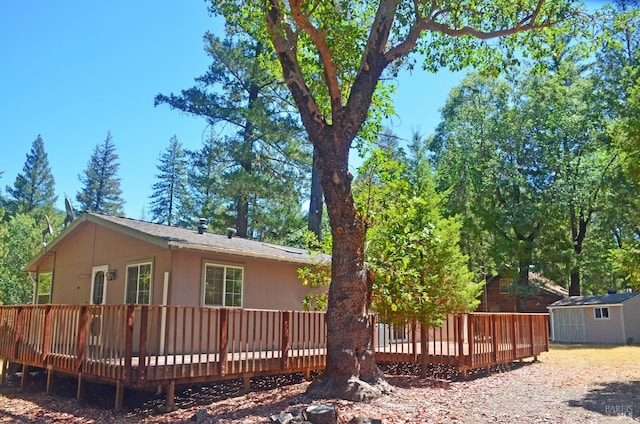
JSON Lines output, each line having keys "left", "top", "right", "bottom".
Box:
{"left": 125, "top": 261, "right": 152, "bottom": 304}
{"left": 36, "top": 272, "right": 52, "bottom": 304}
{"left": 203, "top": 263, "right": 243, "bottom": 307}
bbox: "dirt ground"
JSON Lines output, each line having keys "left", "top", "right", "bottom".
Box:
{"left": 0, "top": 344, "right": 638, "bottom": 423}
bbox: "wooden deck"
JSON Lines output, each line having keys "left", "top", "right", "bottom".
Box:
{"left": 0, "top": 305, "right": 548, "bottom": 409}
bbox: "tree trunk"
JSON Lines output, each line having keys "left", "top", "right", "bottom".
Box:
{"left": 235, "top": 196, "right": 249, "bottom": 238}
{"left": 308, "top": 149, "right": 324, "bottom": 240}
{"left": 516, "top": 258, "right": 531, "bottom": 313}
{"left": 305, "top": 134, "right": 390, "bottom": 401}
{"left": 569, "top": 218, "right": 587, "bottom": 296}
{"left": 569, "top": 271, "right": 580, "bottom": 296}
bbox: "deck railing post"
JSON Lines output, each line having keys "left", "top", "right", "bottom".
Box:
{"left": 529, "top": 315, "right": 535, "bottom": 357}
{"left": 492, "top": 315, "right": 499, "bottom": 364}
{"left": 219, "top": 308, "right": 228, "bottom": 376}
{"left": 370, "top": 314, "right": 376, "bottom": 354}
{"left": 544, "top": 315, "right": 549, "bottom": 352}
{"left": 411, "top": 320, "right": 418, "bottom": 363}
{"left": 75, "top": 306, "right": 88, "bottom": 371}
{"left": 511, "top": 314, "right": 518, "bottom": 360}
{"left": 467, "top": 314, "right": 475, "bottom": 368}
{"left": 41, "top": 305, "right": 52, "bottom": 364}
{"left": 138, "top": 305, "right": 148, "bottom": 384}
{"left": 124, "top": 305, "right": 135, "bottom": 384}
{"left": 281, "top": 311, "right": 290, "bottom": 370}
{"left": 12, "top": 307, "right": 24, "bottom": 361}
{"left": 457, "top": 315, "right": 465, "bottom": 369}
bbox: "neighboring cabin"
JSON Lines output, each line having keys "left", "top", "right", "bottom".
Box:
{"left": 25, "top": 213, "right": 326, "bottom": 311}
{"left": 548, "top": 291, "right": 640, "bottom": 344}
{"left": 477, "top": 272, "right": 568, "bottom": 314}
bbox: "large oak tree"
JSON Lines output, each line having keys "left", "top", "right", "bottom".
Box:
{"left": 210, "top": 0, "right": 578, "bottom": 400}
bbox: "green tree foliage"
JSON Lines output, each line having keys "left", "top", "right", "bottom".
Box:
{"left": 433, "top": 59, "right": 627, "bottom": 297}
{"left": 5, "top": 135, "right": 57, "bottom": 217}
{"left": 156, "top": 34, "right": 310, "bottom": 240}
{"left": 432, "top": 73, "right": 551, "bottom": 296}
{"left": 149, "top": 136, "right": 192, "bottom": 227}
{"left": 209, "top": 0, "right": 579, "bottom": 400}
{"left": 0, "top": 214, "right": 42, "bottom": 305}
{"left": 356, "top": 147, "right": 480, "bottom": 328}
{"left": 76, "top": 131, "right": 125, "bottom": 215}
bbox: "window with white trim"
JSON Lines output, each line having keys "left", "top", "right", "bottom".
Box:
{"left": 125, "top": 262, "right": 152, "bottom": 304}
{"left": 594, "top": 307, "right": 610, "bottom": 320}
{"left": 36, "top": 272, "right": 52, "bottom": 304}
{"left": 203, "top": 263, "right": 243, "bottom": 307}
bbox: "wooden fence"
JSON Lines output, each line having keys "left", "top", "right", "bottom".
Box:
{"left": 0, "top": 305, "right": 548, "bottom": 409}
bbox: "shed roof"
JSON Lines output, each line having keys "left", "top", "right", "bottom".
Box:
{"left": 548, "top": 291, "right": 640, "bottom": 308}
{"left": 26, "top": 213, "right": 328, "bottom": 270}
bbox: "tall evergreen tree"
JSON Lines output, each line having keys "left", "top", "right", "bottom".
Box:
{"left": 76, "top": 131, "right": 125, "bottom": 215}
{"left": 149, "top": 136, "right": 192, "bottom": 226}
{"left": 6, "top": 135, "right": 57, "bottom": 217}
{"left": 156, "top": 34, "right": 310, "bottom": 239}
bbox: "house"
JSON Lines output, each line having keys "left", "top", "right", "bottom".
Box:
{"left": 25, "top": 213, "right": 327, "bottom": 311}
{"left": 477, "top": 272, "right": 568, "bottom": 313}
{"left": 548, "top": 291, "right": 640, "bottom": 344}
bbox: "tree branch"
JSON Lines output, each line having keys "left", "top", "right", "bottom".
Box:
{"left": 288, "top": 0, "right": 343, "bottom": 115}
{"left": 266, "top": 0, "right": 327, "bottom": 140}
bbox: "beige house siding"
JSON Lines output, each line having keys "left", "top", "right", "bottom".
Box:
{"left": 584, "top": 305, "right": 624, "bottom": 344}
{"left": 29, "top": 218, "right": 314, "bottom": 312}
{"left": 168, "top": 249, "right": 312, "bottom": 310}
{"left": 624, "top": 295, "right": 640, "bottom": 344}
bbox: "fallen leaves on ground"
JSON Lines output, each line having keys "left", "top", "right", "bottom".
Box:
{"left": 1, "top": 348, "right": 639, "bottom": 423}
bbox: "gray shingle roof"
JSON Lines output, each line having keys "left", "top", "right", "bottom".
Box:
{"left": 25, "top": 213, "right": 328, "bottom": 270}
{"left": 90, "top": 213, "right": 328, "bottom": 265}
{"left": 548, "top": 291, "right": 640, "bottom": 308}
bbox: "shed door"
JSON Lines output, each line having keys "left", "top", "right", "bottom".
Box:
{"left": 556, "top": 308, "right": 586, "bottom": 342}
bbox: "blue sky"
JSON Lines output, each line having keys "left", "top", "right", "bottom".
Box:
{"left": 1, "top": 1, "right": 488, "bottom": 220}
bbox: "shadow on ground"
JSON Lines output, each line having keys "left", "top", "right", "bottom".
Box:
{"left": 568, "top": 380, "right": 640, "bottom": 420}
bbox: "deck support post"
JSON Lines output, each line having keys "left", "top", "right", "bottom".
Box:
{"left": 46, "top": 367, "right": 54, "bottom": 394}
{"left": 165, "top": 380, "right": 175, "bottom": 411}
{"left": 304, "top": 369, "right": 311, "bottom": 381}
{"left": 115, "top": 380, "right": 125, "bottom": 411}
{"left": 20, "top": 363, "right": 28, "bottom": 389}
{"left": 243, "top": 375, "right": 251, "bottom": 392}
{"left": 1, "top": 359, "right": 7, "bottom": 385}
{"left": 77, "top": 373, "right": 85, "bottom": 400}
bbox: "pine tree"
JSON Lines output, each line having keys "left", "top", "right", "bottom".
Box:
{"left": 156, "top": 35, "right": 310, "bottom": 238}
{"left": 76, "top": 131, "right": 125, "bottom": 215}
{"left": 6, "top": 135, "right": 57, "bottom": 216}
{"left": 149, "top": 136, "right": 192, "bottom": 226}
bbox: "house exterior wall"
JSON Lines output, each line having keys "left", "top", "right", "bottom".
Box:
{"left": 623, "top": 295, "right": 640, "bottom": 344}
{"left": 477, "top": 277, "right": 562, "bottom": 313}
{"left": 39, "top": 221, "right": 314, "bottom": 312}
{"left": 169, "top": 249, "right": 314, "bottom": 311}
{"left": 583, "top": 305, "right": 624, "bottom": 344}
{"left": 41, "top": 221, "right": 171, "bottom": 306}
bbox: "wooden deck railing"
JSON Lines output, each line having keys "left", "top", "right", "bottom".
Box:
{"left": 0, "top": 304, "right": 548, "bottom": 407}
